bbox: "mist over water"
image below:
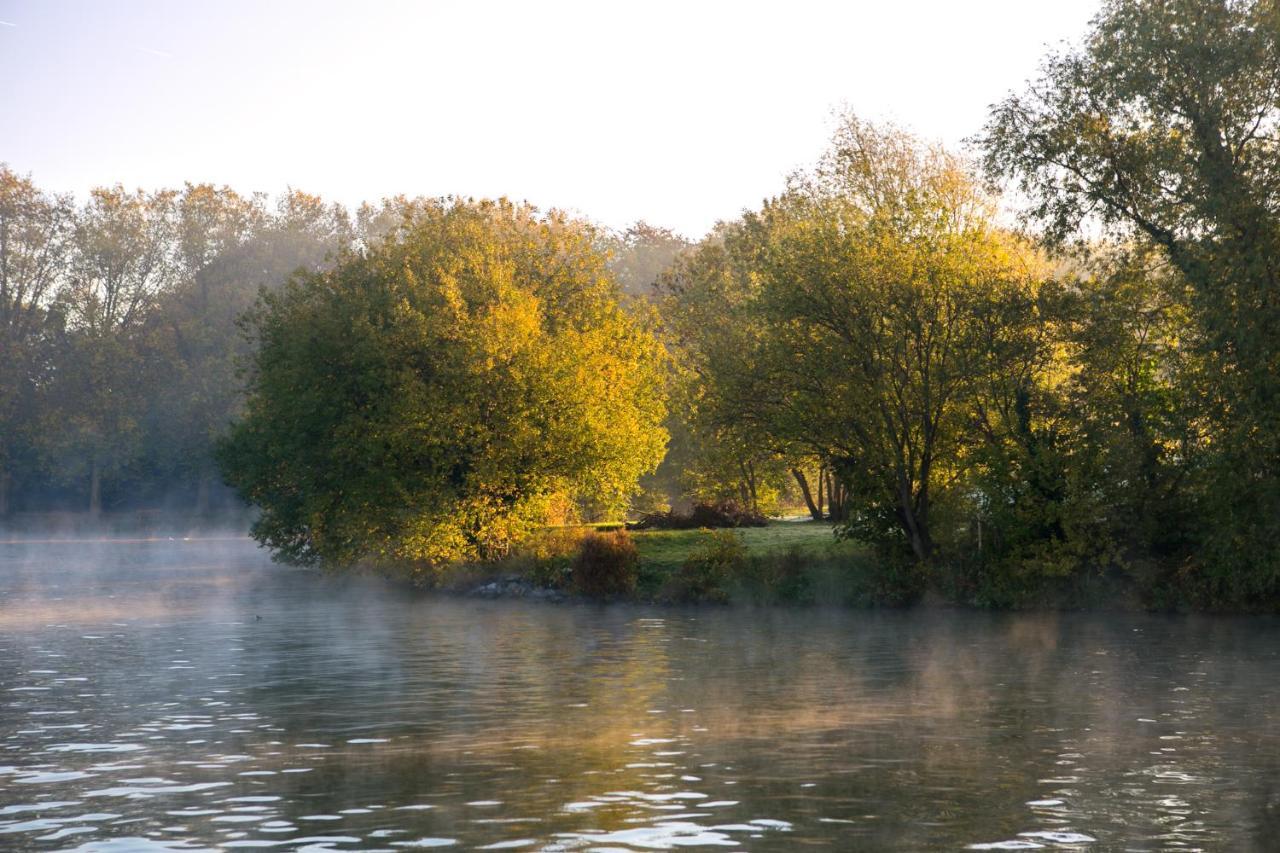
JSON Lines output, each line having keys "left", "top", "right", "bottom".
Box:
{"left": 2, "top": 538, "right": 1280, "bottom": 850}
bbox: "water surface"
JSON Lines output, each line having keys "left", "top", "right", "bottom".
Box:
{"left": 2, "top": 538, "right": 1279, "bottom": 850}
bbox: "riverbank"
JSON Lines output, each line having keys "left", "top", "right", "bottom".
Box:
{"left": 0, "top": 514, "right": 1203, "bottom": 612}
{"left": 432, "top": 522, "right": 902, "bottom": 608}
{"left": 425, "top": 520, "right": 1169, "bottom": 612}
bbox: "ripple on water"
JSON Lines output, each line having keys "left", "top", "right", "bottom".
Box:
{"left": 46, "top": 743, "right": 145, "bottom": 753}
{"left": 389, "top": 840, "right": 458, "bottom": 848}
{"left": 5, "top": 541, "right": 1280, "bottom": 850}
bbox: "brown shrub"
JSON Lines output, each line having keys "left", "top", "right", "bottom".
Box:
{"left": 630, "top": 500, "right": 768, "bottom": 531}
{"left": 571, "top": 529, "right": 640, "bottom": 599}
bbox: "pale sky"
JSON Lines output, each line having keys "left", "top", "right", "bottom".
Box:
{"left": 0, "top": 0, "right": 1101, "bottom": 237}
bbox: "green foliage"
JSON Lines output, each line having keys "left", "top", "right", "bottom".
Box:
{"left": 0, "top": 167, "right": 74, "bottom": 515}
{"left": 739, "top": 547, "right": 814, "bottom": 605}
{"left": 0, "top": 171, "right": 351, "bottom": 518}
{"left": 664, "top": 529, "right": 745, "bottom": 604}
{"left": 217, "top": 199, "right": 668, "bottom": 568}
{"left": 657, "top": 223, "right": 794, "bottom": 517}
{"left": 571, "top": 529, "right": 640, "bottom": 599}
{"left": 983, "top": 0, "right": 1280, "bottom": 607}
{"left": 842, "top": 542, "right": 928, "bottom": 608}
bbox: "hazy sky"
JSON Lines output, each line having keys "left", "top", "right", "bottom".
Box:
{"left": 0, "top": 0, "right": 1101, "bottom": 237}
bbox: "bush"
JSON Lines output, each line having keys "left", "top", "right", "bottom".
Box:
{"left": 571, "top": 529, "right": 639, "bottom": 599}
{"left": 663, "top": 529, "right": 745, "bottom": 603}
{"left": 631, "top": 500, "right": 768, "bottom": 531}
{"left": 844, "top": 542, "right": 927, "bottom": 607}
{"left": 515, "top": 526, "right": 588, "bottom": 590}
{"left": 741, "top": 547, "right": 815, "bottom": 605}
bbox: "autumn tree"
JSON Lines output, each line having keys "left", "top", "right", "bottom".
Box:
{"left": 681, "top": 117, "right": 1051, "bottom": 563}
{"left": 218, "top": 198, "right": 667, "bottom": 570}
{"left": 0, "top": 166, "right": 74, "bottom": 517}
{"left": 43, "top": 186, "right": 177, "bottom": 516}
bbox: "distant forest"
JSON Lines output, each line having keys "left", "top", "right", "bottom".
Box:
{"left": 0, "top": 176, "right": 684, "bottom": 518}
{"left": 3, "top": 0, "right": 1278, "bottom": 609}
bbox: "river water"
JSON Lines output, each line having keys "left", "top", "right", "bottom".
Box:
{"left": 1, "top": 538, "right": 1279, "bottom": 851}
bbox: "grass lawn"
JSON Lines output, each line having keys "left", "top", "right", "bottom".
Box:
{"left": 627, "top": 520, "right": 874, "bottom": 603}
{"left": 631, "top": 520, "right": 855, "bottom": 573}
{"left": 458, "top": 519, "right": 878, "bottom": 605}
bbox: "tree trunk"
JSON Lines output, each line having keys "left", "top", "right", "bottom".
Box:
{"left": 791, "top": 468, "right": 822, "bottom": 521}
{"left": 826, "top": 471, "right": 848, "bottom": 522}
{"left": 89, "top": 460, "right": 102, "bottom": 519}
{"left": 897, "top": 481, "right": 932, "bottom": 562}
{"left": 816, "top": 467, "right": 825, "bottom": 519}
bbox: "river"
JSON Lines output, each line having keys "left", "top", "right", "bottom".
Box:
{"left": 1, "top": 538, "right": 1278, "bottom": 850}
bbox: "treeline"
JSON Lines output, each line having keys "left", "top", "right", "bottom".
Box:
{"left": 0, "top": 172, "right": 683, "bottom": 522}
{"left": 662, "top": 121, "right": 1201, "bottom": 607}
{"left": 0, "top": 176, "right": 358, "bottom": 517}
{"left": 660, "top": 0, "right": 1280, "bottom": 609}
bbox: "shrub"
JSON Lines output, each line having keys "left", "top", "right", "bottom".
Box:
{"left": 741, "top": 547, "right": 814, "bottom": 605}
{"left": 664, "top": 529, "right": 745, "bottom": 603}
{"left": 571, "top": 529, "right": 639, "bottom": 599}
{"left": 517, "top": 526, "right": 589, "bottom": 590}
{"left": 844, "top": 542, "right": 927, "bottom": 607}
{"left": 631, "top": 500, "right": 768, "bottom": 531}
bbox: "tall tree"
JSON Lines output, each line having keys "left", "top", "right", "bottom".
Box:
{"left": 0, "top": 166, "right": 74, "bottom": 517}
{"left": 47, "top": 186, "right": 177, "bottom": 516}
{"left": 695, "top": 117, "right": 1050, "bottom": 562}
{"left": 659, "top": 223, "right": 799, "bottom": 516}
{"left": 982, "top": 0, "right": 1280, "bottom": 601}
{"left": 141, "top": 184, "right": 267, "bottom": 512}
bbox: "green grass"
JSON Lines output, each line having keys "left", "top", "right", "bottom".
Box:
{"left": 461, "top": 520, "right": 880, "bottom": 605}
{"left": 629, "top": 521, "right": 872, "bottom": 601}
{"left": 631, "top": 520, "right": 853, "bottom": 572}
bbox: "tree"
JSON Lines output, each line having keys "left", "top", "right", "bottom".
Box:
{"left": 982, "top": 0, "right": 1280, "bottom": 602}
{"left": 45, "top": 186, "right": 177, "bottom": 516}
{"left": 218, "top": 198, "right": 667, "bottom": 570}
{"left": 0, "top": 166, "right": 74, "bottom": 517}
{"left": 658, "top": 223, "right": 797, "bottom": 517}
{"left": 1065, "top": 247, "right": 1203, "bottom": 558}
{"left": 141, "top": 185, "right": 353, "bottom": 514}
{"left": 609, "top": 222, "right": 691, "bottom": 299}
{"left": 959, "top": 245, "right": 1207, "bottom": 604}
{"left": 697, "top": 117, "right": 1050, "bottom": 563}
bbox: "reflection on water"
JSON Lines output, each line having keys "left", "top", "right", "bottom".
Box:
{"left": 1, "top": 540, "right": 1279, "bottom": 851}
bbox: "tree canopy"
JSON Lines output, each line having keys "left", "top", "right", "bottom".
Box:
{"left": 664, "top": 118, "right": 1051, "bottom": 565}
{"left": 217, "top": 199, "right": 667, "bottom": 569}
{"left": 982, "top": 0, "right": 1280, "bottom": 603}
